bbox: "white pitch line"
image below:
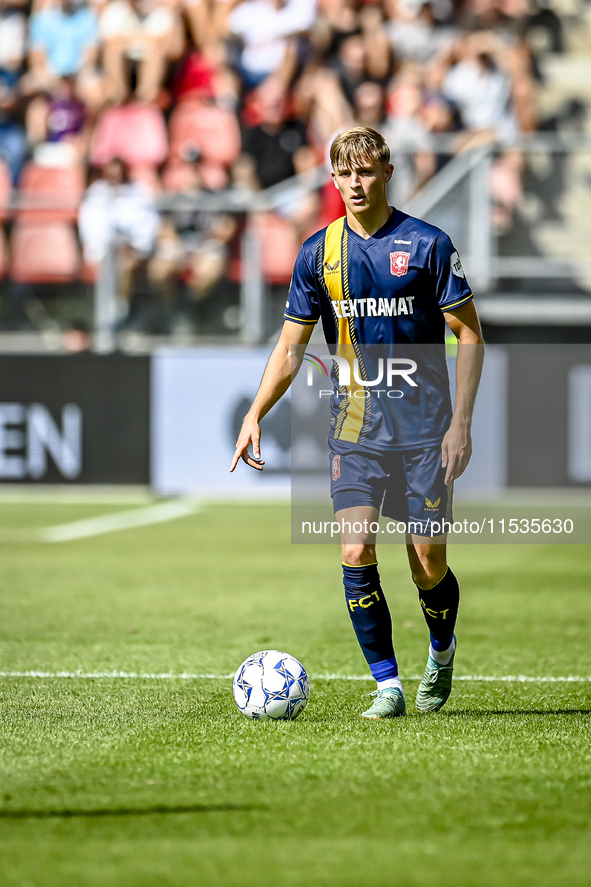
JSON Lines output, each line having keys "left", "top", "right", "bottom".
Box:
{"left": 38, "top": 500, "right": 201, "bottom": 543}
{"left": 0, "top": 670, "right": 232, "bottom": 680}
{"left": 1, "top": 670, "right": 591, "bottom": 683}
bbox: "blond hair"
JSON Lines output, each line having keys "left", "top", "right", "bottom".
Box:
{"left": 330, "top": 127, "right": 391, "bottom": 171}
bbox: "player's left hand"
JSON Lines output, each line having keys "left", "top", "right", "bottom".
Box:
{"left": 441, "top": 422, "right": 472, "bottom": 484}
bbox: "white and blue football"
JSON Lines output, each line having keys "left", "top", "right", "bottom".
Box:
{"left": 232, "top": 650, "right": 310, "bottom": 720}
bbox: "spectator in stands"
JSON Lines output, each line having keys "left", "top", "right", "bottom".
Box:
{"left": 329, "top": 9, "right": 392, "bottom": 107}
{"left": 28, "top": 0, "right": 99, "bottom": 89}
{"left": 26, "top": 76, "right": 90, "bottom": 167}
{"left": 99, "top": 0, "right": 185, "bottom": 103}
{"left": 312, "top": 1, "right": 391, "bottom": 81}
{"left": 352, "top": 78, "right": 433, "bottom": 205}
{"left": 78, "top": 157, "right": 160, "bottom": 305}
{"left": 0, "top": 102, "right": 26, "bottom": 184}
{"left": 149, "top": 207, "right": 237, "bottom": 308}
{"left": 0, "top": 46, "right": 26, "bottom": 183}
{"left": 227, "top": 0, "right": 318, "bottom": 91}
{"left": 239, "top": 77, "right": 314, "bottom": 190}
{"left": 310, "top": 0, "right": 358, "bottom": 62}
{"left": 437, "top": 27, "right": 535, "bottom": 229}
{"left": 182, "top": 0, "right": 211, "bottom": 52}
{"left": 357, "top": 3, "right": 393, "bottom": 82}
{"left": 352, "top": 79, "right": 386, "bottom": 130}
{"left": 441, "top": 29, "right": 517, "bottom": 139}
{"left": 384, "top": 0, "right": 456, "bottom": 66}
{"left": 183, "top": 0, "right": 234, "bottom": 57}
{"left": 0, "top": 0, "right": 27, "bottom": 182}
{"left": 148, "top": 143, "right": 239, "bottom": 329}
{"left": 292, "top": 64, "right": 352, "bottom": 156}
{"left": 524, "top": 1, "right": 564, "bottom": 54}
{"left": 0, "top": 0, "right": 27, "bottom": 85}
{"left": 331, "top": 32, "right": 366, "bottom": 107}
{"left": 382, "top": 66, "right": 436, "bottom": 204}
{"left": 170, "top": 46, "right": 218, "bottom": 102}
{"left": 419, "top": 89, "right": 463, "bottom": 172}
{"left": 237, "top": 76, "right": 319, "bottom": 240}
{"left": 172, "top": 43, "right": 240, "bottom": 111}
{"left": 462, "top": 0, "right": 530, "bottom": 33}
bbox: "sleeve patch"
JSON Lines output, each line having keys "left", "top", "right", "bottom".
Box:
{"left": 450, "top": 251, "right": 464, "bottom": 278}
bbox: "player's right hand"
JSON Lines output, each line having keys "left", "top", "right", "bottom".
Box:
{"left": 230, "top": 417, "right": 265, "bottom": 472}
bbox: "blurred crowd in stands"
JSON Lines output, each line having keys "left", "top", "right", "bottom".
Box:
{"left": 0, "top": 0, "right": 577, "bottom": 335}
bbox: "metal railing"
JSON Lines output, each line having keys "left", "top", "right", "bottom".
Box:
{"left": 407, "top": 134, "right": 591, "bottom": 297}
{"left": 95, "top": 167, "right": 330, "bottom": 351}
{"left": 406, "top": 145, "right": 494, "bottom": 292}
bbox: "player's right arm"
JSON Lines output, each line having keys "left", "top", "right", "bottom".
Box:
{"left": 230, "top": 320, "right": 314, "bottom": 472}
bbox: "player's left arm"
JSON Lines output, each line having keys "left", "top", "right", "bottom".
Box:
{"left": 441, "top": 300, "right": 484, "bottom": 484}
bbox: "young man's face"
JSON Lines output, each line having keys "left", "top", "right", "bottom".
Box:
{"left": 331, "top": 156, "right": 393, "bottom": 215}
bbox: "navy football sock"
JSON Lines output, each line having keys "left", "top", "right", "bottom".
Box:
{"left": 416, "top": 567, "right": 460, "bottom": 651}
{"left": 342, "top": 563, "right": 398, "bottom": 681}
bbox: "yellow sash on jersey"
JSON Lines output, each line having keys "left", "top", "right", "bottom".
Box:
{"left": 322, "top": 217, "right": 368, "bottom": 444}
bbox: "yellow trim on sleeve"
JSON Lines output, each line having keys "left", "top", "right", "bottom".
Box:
{"left": 441, "top": 293, "right": 474, "bottom": 311}
{"left": 284, "top": 313, "right": 317, "bottom": 325}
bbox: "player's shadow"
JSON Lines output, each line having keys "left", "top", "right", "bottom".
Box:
{"left": 440, "top": 709, "right": 591, "bottom": 717}
{"left": 0, "top": 803, "right": 262, "bottom": 820}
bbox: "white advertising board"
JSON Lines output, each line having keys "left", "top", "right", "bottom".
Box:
{"left": 151, "top": 346, "right": 507, "bottom": 498}
{"left": 452, "top": 345, "right": 508, "bottom": 496}
{"left": 568, "top": 365, "right": 591, "bottom": 482}
{"left": 151, "top": 348, "right": 291, "bottom": 497}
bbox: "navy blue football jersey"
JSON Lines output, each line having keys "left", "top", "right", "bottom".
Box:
{"left": 285, "top": 209, "right": 473, "bottom": 451}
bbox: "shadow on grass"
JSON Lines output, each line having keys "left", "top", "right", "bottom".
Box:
{"left": 0, "top": 804, "right": 263, "bottom": 820}
{"left": 440, "top": 709, "right": 591, "bottom": 717}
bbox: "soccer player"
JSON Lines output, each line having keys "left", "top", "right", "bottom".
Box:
{"left": 231, "top": 126, "right": 484, "bottom": 719}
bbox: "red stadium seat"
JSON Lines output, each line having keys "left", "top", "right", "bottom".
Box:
{"left": 90, "top": 103, "right": 169, "bottom": 169}
{"left": 10, "top": 221, "right": 80, "bottom": 283}
{"left": 17, "top": 163, "right": 85, "bottom": 222}
{"left": 168, "top": 99, "right": 241, "bottom": 172}
{"left": 252, "top": 213, "right": 299, "bottom": 285}
{"left": 161, "top": 160, "right": 196, "bottom": 193}
{"left": 79, "top": 261, "right": 98, "bottom": 284}
{"left": 0, "top": 227, "right": 7, "bottom": 278}
{"left": 316, "top": 179, "right": 346, "bottom": 230}
{"left": 0, "top": 160, "right": 11, "bottom": 222}
{"left": 226, "top": 214, "right": 299, "bottom": 285}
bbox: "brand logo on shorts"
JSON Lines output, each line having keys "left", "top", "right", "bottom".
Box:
{"left": 390, "top": 251, "right": 410, "bottom": 277}
{"left": 332, "top": 455, "right": 341, "bottom": 481}
{"left": 425, "top": 497, "right": 441, "bottom": 512}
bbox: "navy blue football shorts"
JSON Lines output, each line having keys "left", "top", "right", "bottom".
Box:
{"left": 328, "top": 439, "right": 453, "bottom": 537}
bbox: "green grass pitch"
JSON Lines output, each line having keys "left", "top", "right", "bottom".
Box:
{"left": 1, "top": 498, "right": 590, "bottom": 887}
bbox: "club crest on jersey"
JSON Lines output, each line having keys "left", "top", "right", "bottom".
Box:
{"left": 332, "top": 455, "right": 341, "bottom": 481}
{"left": 390, "top": 251, "right": 410, "bottom": 277}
